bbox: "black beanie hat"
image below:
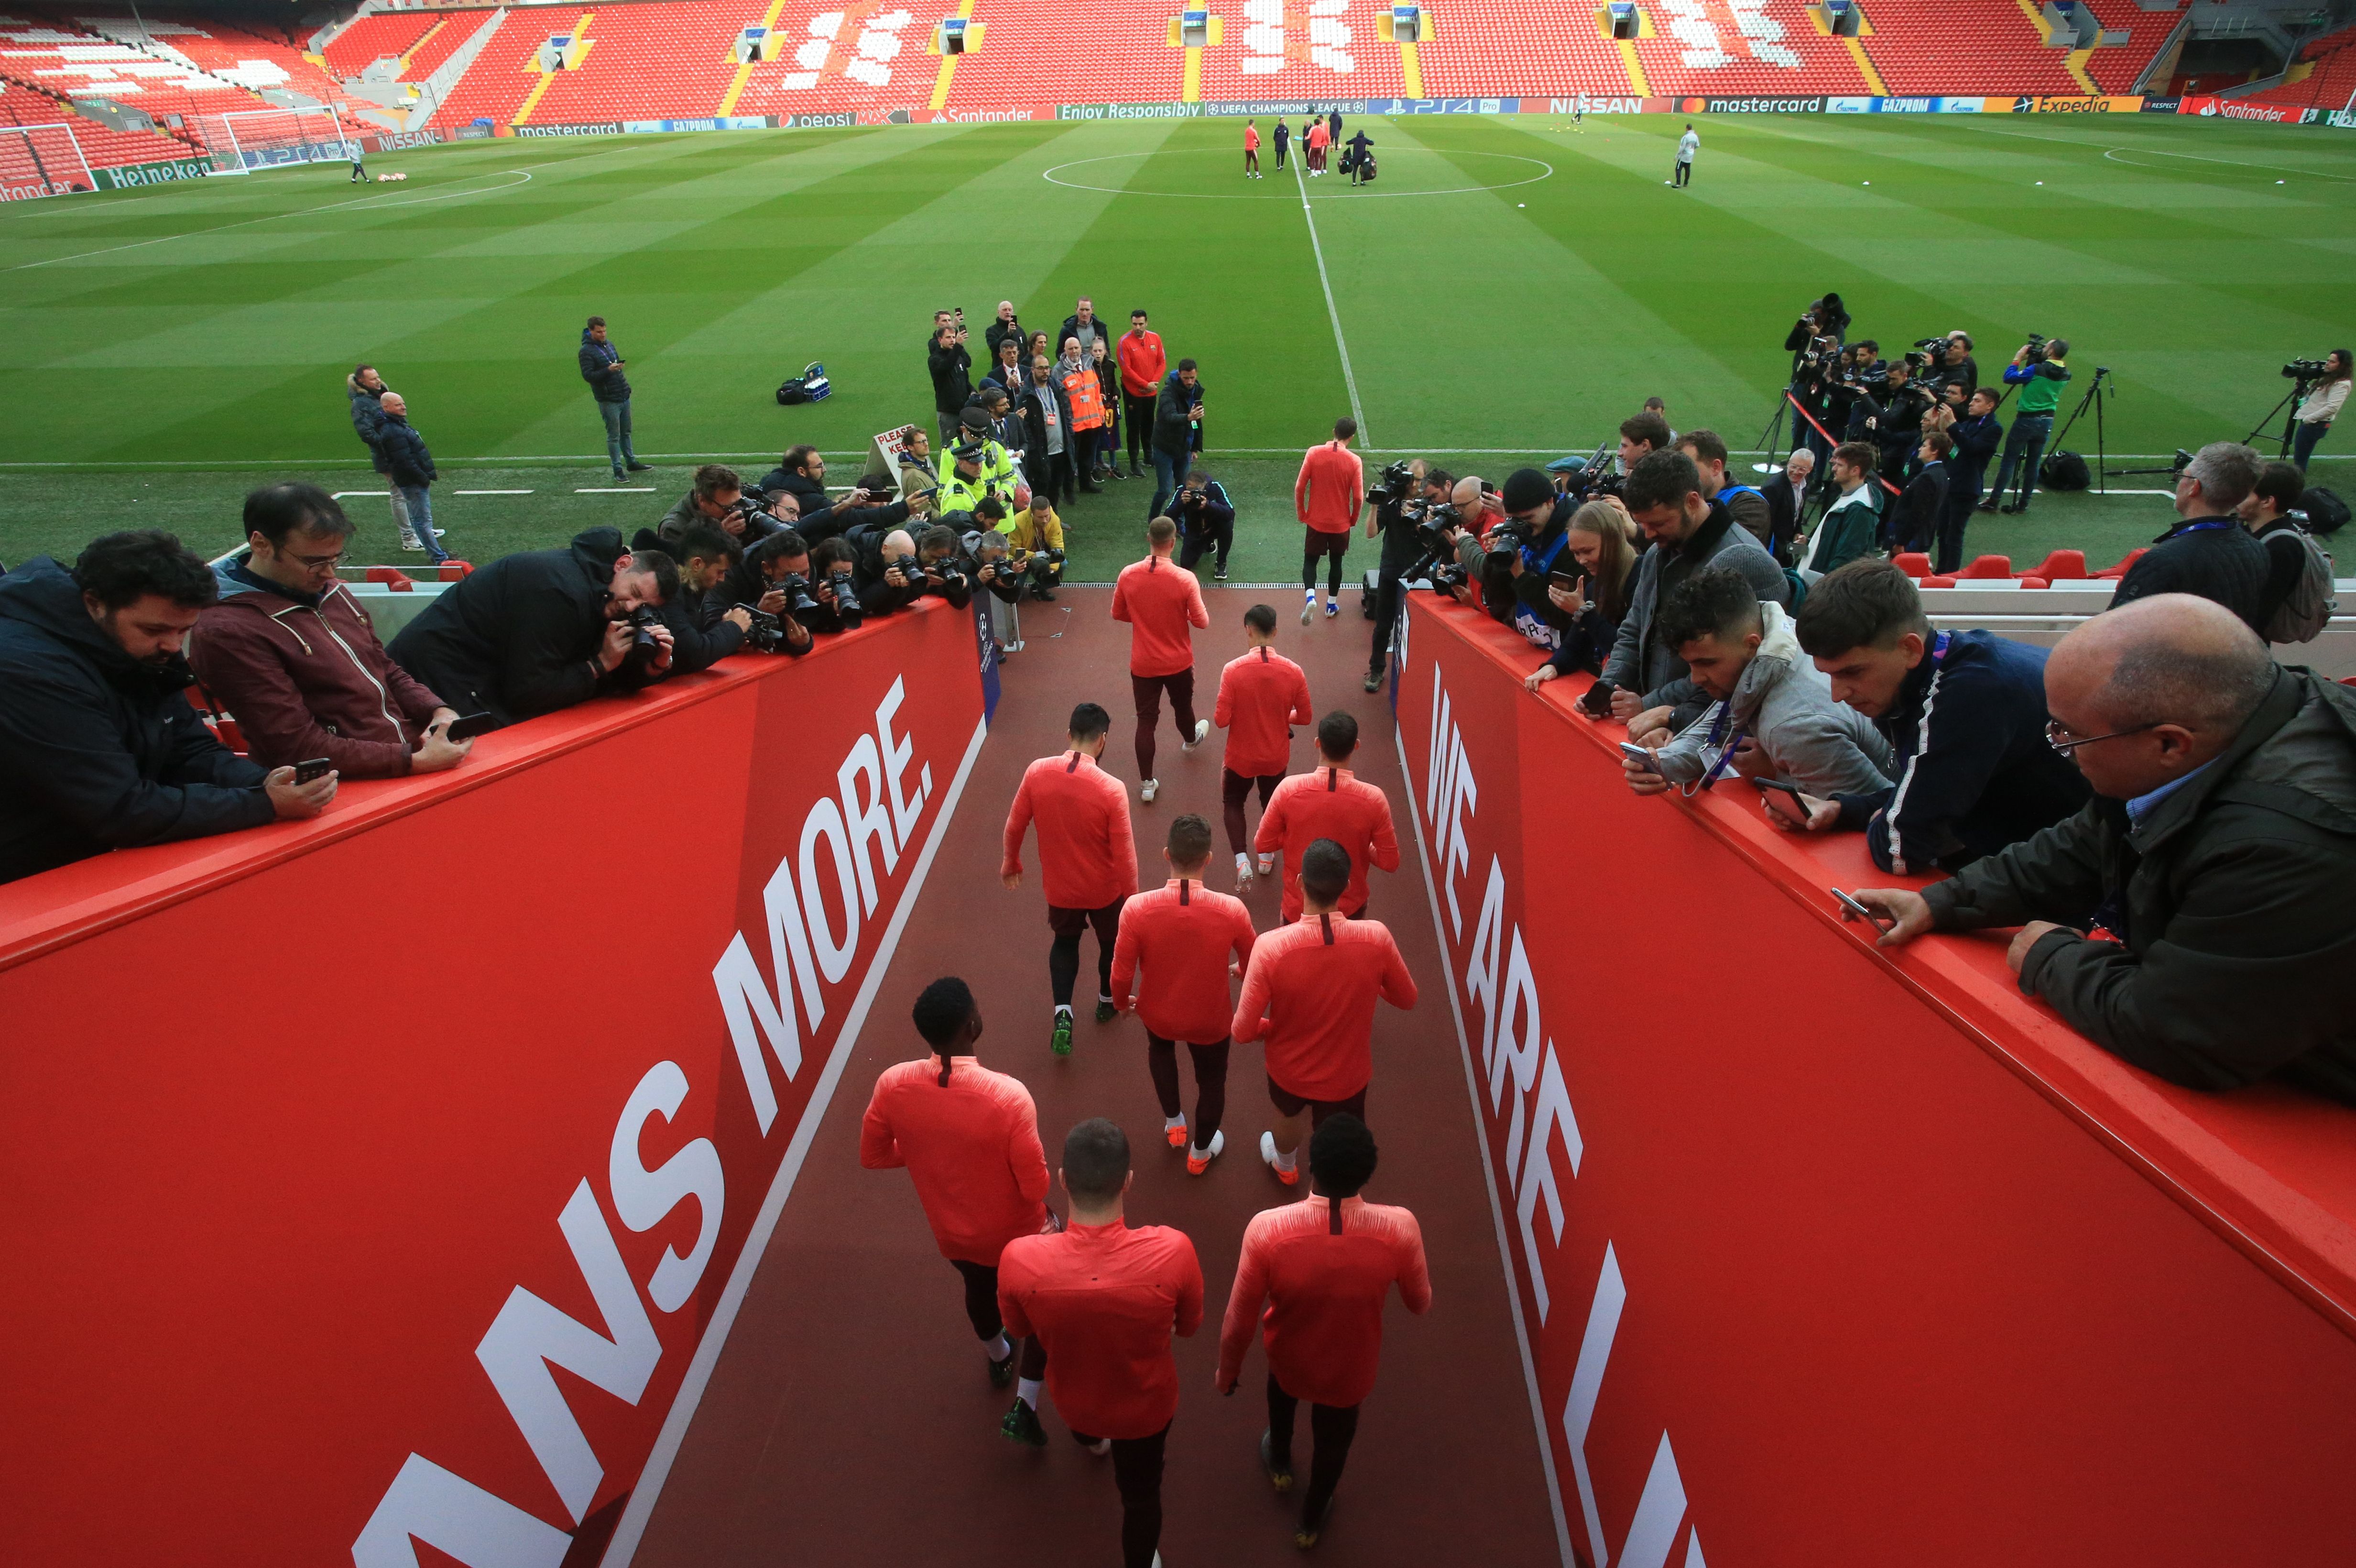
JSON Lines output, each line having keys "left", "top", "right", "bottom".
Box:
{"left": 1502, "top": 468, "right": 1553, "bottom": 515}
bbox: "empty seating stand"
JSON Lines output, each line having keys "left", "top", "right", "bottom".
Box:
{"left": 429, "top": 9, "right": 591, "bottom": 130}
{"left": 522, "top": 0, "right": 747, "bottom": 123}
{"left": 2243, "top": 22, "right": 2356, "bottom": 109}
{"left": 922, "top": 0, "right": 1180, "bottom": 115}
{"left": 1631, "top": 0, "right": 1866, "bottom": 99}
{"left": 321, "top": 11, "right": 438, "bottom": 80}
{"left": 1412, "top": 0, "right": 1631, "bottom": 98}
{"left": 1193, "top": 0, "right": 1408, "bottom": 104}
{"left": 0, "top": 76, "right": 199, "bottom": 179}
{"left": 1858, "top": 0, "right": 2085, "bottom": 95}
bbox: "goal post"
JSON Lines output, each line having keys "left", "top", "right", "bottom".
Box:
{"left": 0, "top": 121, "right": 98, "bottom": 200}
{"left": 196, "top": 104, "right": 360, "bottom": 176}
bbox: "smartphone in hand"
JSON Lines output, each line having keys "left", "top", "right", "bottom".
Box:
{"left": 1832, "top": 889, "right": 1897, "bottom": 932}
{"left": 444, "top": 712, "right": 498, "bottom": 742}
{"left": 293, "top": 757, "right": 333, "bottom": 784}
{"left": 1617, "top": 741, "right": 1660, "bottom": 775}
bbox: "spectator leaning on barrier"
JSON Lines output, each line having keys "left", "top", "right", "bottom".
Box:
{"left": 1594, "top": 448, "right": 1791, "bottom": 738}
{"left": 374, "top": 393, "right": 447, "bottom": 565}
{"left": 1852, "top": 595, "right": 2356, "bottom": 1104}
{"left": 189, "top": 484, "right": 470, "bottom": 780}
{"left": 1784, "top": 559, "right": 2089, "bottom": 873}
{"left": 2109, "top": 441, "right": 2273, "bottom": 638}
{"left": 1674, "top": 429, "right": 1773, "bottom": 550}
{"left": 1523, "top": 499, "right": 1639, "bottom": 694}
{"left": 579, "top": 316, "right": 648, "bottom": 482}
{"left": 346, "top": 364, "right": 418, "bottom": 552}
{"left": 1481, "top": 467, "right": 1584, "bottom": 669}
{"left": 0, "top": 530, "right": 338, "bottom": 885}
{"left": 1798, "top": 441, "right": 1881, "bottom": 582}
{"left": 387, "top": 528, "right": 677, "bottom": 730}
{"left": 1621, "top": 567, "right": 1893, "bottom": 802}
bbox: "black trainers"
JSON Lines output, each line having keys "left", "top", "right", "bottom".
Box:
{"left": 988, "top": 1346, "right": 1016, "bottom": 1388}
{"left": 1095, "top": 999, "right": 1118, "bottom": 1024}
{"left": 625, "top": 459, "right": 652, "bottom": 472}
{"left": 1260, "top": 1429, "right": 1294, "bottom": 1492}
{"left": 1001, "top": 1399, "right": 1047, "bottom": 1447}
{"left": 1296, "top": 1492, "right": 1336, "bottom": 1549}
{"left": 1363, "top": 669, "right": 1384, "bottom": 693}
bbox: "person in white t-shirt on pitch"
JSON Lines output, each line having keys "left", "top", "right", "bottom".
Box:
{"left": 1671, "top": 123, "right": 1698, "bottom": 188}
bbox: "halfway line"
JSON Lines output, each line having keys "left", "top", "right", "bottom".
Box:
{"left": 1293, "top": 154, "right": 1368, "bottom": 444}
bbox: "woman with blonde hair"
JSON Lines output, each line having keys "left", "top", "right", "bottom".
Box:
{"left": 1524, "top": 499, "right": 1640, "bottom": 691}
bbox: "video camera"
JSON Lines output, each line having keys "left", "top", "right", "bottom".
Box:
{"left": 2022, "top": 333, "right": 2053, "bottom": 365}
{"left": 1562, "top": 442, "right": 1623, "bottom": 501}
{"left": 2285, "top": 358, "right": 2333, "bottom": 382}
{"left": 1372, "top": 458, "right": 1419, "bottom": 507}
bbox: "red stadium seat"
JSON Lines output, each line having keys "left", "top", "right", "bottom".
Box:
{"left": 438, "top": 561, "right": 473, "bottom": 579}
{"left": 2018, "top": 577, "right": 2051, "bottom": 590}
{"left": 1958, "top": 555, "right": 2014, "bottom": 580}
{"left": 1920, "top": 575, "right": 1957, "bottom": 588}
{"left": 1893, "top": 552, "right": 1932, "bottom": 577}
{"left": 2025, "top": 549, "right": 2089, "bottom": 582}
{"left": 363, "top": 566, "right": 414, "bottom": 589}
{"left": 2095, "top": 548, "right": 2148, "bottom": 580}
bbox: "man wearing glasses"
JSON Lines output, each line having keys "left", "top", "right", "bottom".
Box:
{"left": 1761, "top": 558, "right": 2087, "bottom": 874}
{"left": 191, "top": 483, "right": 474, "bottom": 779}
{"left": 1845, "top": 594, "right": 2356, "bottom": 1102}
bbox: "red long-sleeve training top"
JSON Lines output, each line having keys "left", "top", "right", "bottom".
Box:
{"left": 1295, "top": 441, "right": 1363, "bottom": 534}
{"left": 1003, "top": 750, "right": 1139, "bottom": 912}
{"left": 1110, "top": 553, "right": 1210, "bottom": 678}
{"left": 1118, "top": 329, "right": 1166, "bottom": 398}
{"left": 1216, "top": 1193, "right": 1432, "bottom": 1406}
{"left": 859, "top": 1056, "right": 1049, "bottom": 1267}
{"left": 1254, "top": 765, "right": 1401, "bottom": 921}
{"left": 1111, "top": 877, "right": 1258, "bottom": 1045}
{"left": 1232, "top": 911, "right": 1417, "bottom": 1102}
{"left": 1214, "top": 646, "right": 1314, "bottom": 780}
{"left": 999, "top": 1220, "right": 1204, "bottom": 1440}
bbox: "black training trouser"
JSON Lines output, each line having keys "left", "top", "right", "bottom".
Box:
{"left": 1047, "top": 898, "right": 1124, "bottom": 1006}
{"left": 1147, "top": 1035, "right": 1230, "bottom": 1146}
{"left": 1369, "top": 567, "right": 1404, "bottom": 676}
{"left": 1268, "top": 1375, "right": 1361, "bottom": 1531}
{"left": 1133, "top": 670, "right": 1200, "bottom": 781}
{"left": 1221, "top": 766, "right": 1281, "bottom": 856}
{"left": 1124, "top": 392, "right": 1157, "bottom": 468}
{"left": 1067, "top": 1422, "right": 1170, "bottom": 1568}
{"left": 947, "top": 1260, "right": 1048, "bottom": 1379}
{"left": 1304, "top": 530, "right": 1350, "bottom": 596}
{"left": 1179, "top": 520, "right": 1233, "bottom": 576}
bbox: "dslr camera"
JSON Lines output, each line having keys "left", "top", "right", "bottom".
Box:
{"left": 2285, "top": 358, "right": 2333, "bottom": 381}
{"left": 1399, "top": 499, "right": 1469, "bottom": 593}
{"left": 774, "top": 571, "right": 825, "bottom": 624}
{"left": 741, "top": 607, "right": 796, "bottom": 653}
{"left": 627, "top": 604, "right": 664, "bottom": 654}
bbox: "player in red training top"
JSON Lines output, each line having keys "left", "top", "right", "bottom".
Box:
{"left": 1000, "top": 1118, "right": 1204, "bottom": 1568}
{"left": 1233, "top": 838, "right": 1417, "bottom": 1184}
{"left": 1213, "top": 602, "right": 1313, "bottom": 890}
{"left": 1109, "top": 515, "right": 1211, "bottom": 803}
{"left": 860, "top": 978, "right": 1056, "bottom": 1438}
{"left": 1216, "top": 1113, "right": 1431, "bottom": 1549}
{"left": 1295, "top": 417, "right": 1364, "bottom": 622}
{"left": 1003, "top": 702, "right": 1139, "bottom": 1057}
{"left": 1111, "top": 814, "right": 1258, "bottom": 1175}
{"left": 1256, "top": 709, "right": 1400, "bottom": 921}
{"left": 1244, "top": 117, "right": 1262, "bottom": 179}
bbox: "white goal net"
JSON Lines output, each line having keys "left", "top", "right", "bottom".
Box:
{"left": 0, "top": 122, "right": 98, "bottom": 201}
{"left": 196, "top": 105, "right": 359, "bottom": 175}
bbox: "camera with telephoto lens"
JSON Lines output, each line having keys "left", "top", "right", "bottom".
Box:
{"left": 928, "top": 559, "right": 969, "bottom": 595}
{"left": 627, "top": 604, "right": 663, "bottom": 653}
{"left": 2285, "top": 358, "right": 2332, "bottom": 381}
{"left": 774, "top": 571, "right": 824, "bottom": 623}
{"left": 1399, "top": 500, "right": 1469, "bottom": 593}
{"left": 823, "top": 569, "right": 865, "bottom": 629}
{"left": 741, "top": 607, "right": 796, "bottom": 653}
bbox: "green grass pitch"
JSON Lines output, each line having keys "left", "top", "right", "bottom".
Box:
{"left": 2, "top": 111, "right": 2352, "bottom": 582}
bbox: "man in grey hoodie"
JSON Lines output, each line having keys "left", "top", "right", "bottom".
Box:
{"left": 1623, "top": 567, "right": 1894, "bottom": 803}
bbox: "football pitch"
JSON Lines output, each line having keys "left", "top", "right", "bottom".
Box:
{"left": 3, "top": 111, "right": 2353, "bottom": 581}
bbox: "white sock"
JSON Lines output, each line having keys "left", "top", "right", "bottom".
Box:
{"left": 1165, "top": 1113, "right": 1187, "bottom": 1133}
{"left": 1274, "top": 1145, "right": 1297, "bottom": 1173}
{"left": 985, "top": 1331, "right": 1012, "bottom": 1361}
{"left": 1055, "top": 1003, "right": 1072, "bottom": 1019}
{"left": 1016, "top": 1376, "right": 1044, "bottom": 1410}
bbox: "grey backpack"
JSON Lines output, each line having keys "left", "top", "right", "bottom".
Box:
{"left": 2264, "top": 524, "right": 2337, "bottom": 644}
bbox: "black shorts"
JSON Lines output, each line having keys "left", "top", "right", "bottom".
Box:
{"left": 1222, "top": 768, "right": 1282, "bottom": 807}
{"left": 1267, "top": 1073, "right": 1368, "bottom": 1124}
{"left": 1048, "top": 897, "right": 1125, "bottom": 939}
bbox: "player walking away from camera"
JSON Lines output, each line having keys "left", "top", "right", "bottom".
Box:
{"left": 1274, "top": 117, "right": 1290, "bottom": 172}
{"left": 1256, "top": 711, "right": 1398, "bottom": 921}
{"left": 1234, "top": 840, "right": 1417, "bottom": 1183}
{"left": 860, "top": 978, "right": 1056, "bottom": 1439}
{"left": 1216, "top": 605, "right": 1314, "bottom": 886}
{"left": 1217, "top": 1113, "right": 1430, "bottom": 1550}
{"left": 1671, "top": 122, "right": 1697, "bottom": 187}
{"left": 1297, "top": 419, "right": 1365, "bottom": 623}
{"left": 1113, "top": 815, "right": 1258, "bottom": 1175}
{"left": 579, "top": 316, "right": 649, "bottom": 482}
{"left": 1003, "top": 703, "right": 1139, "bottom": 1056}
{"left": 999, "top": 1119, "right": 1203, "bottom": 1568}
{"left": 1245, "top": 118, "right": 1262, "bottom": 179}
{"left": 1112, "top": 517, "right": 1212, "bottom": 802}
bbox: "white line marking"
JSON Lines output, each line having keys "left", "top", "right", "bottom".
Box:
{"left": 329, "top": 490, "right": 387, "bottom": 499}
{"left": 453, "top": 488, "right": 534, "bottom": 494}
{"left": 1294, "top": 153, "right": 1367, "bottom": 444}
{"left": 1397, "top": 716, "right": 1578, "bottom": 1568}
{"left": 603, "top": 710, "right": 991, "bottom": 1568}
{"left": 576, "top": 486, "right": 655, "bottom": 492}
{"left": 3, "top": 169, "right": 535, "bottom": 272}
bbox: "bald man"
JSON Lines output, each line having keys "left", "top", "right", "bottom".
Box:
{"left": 1849, "top": 595, "right": 2356, "bottom": 1102}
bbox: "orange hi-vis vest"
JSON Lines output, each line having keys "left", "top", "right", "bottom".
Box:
{"left": 1062, "top": 361, "right": 1107, "bottom": 430}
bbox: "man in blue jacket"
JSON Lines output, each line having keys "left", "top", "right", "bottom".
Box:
{"left": 580, "top": 316, "right": 650, "bottom": 482}
{"left": 374, "top": 393, "right": 447, "bottom": 565}
{"left": 1932, "top": 387, "right": 2001, "bottom": 574}
{"left": 1775, "top": 559, "right": 2089, "bottom": 874}
{"left": 0, "top": 530, "right": 336, "bottom": 884}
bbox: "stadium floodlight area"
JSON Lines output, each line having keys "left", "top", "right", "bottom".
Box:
{"left": 0, "top": 121, "right": 99, "bottom": 200}
{"left": 197, "top": 105, "right": 359, "bottom": 175}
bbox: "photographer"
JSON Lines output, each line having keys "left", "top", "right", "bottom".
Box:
{"left": 1523, "top": 500, "right": 1639, "bottom": 695}
{"left": 660, "top": 523, "right": 794, "bottom": 672}
{"left": 971, "top": 495, "right": 1063, "bottom": 599}
{"left": 1149, "top": 359, "right": 1206, "bottom": 521}
{"left": 1785, "top": 297, "right": 1845, "bottom": 376}
{"left": 1819, "top": 345, "right": 1873, "bottom": 470}
{"left": 658, "top": 464, "right": 781, "bottom": 552}
{"left": 2292, "top": 348, "right": 2351, "bottom": 471}
{"left": 1985, "top": 336, "right": 2070, "bottom": 515}
{"left": 1009, "top": 491, "right": 1067, "bottom": 599}
{"left": 849, "top": 524, "right": 974, "bottom": 617}
{"left": 1854, "top": 355, "right": 1932, "bottom": 485}
{"left": 1365, "top": 460, "right": 1451, "bottom": 692}
{"left": 1592, "top": 449, "right": 1790, "bottom": 737}
{"left": 1892, "top": 430, "right": 1952, "bottom": 556}
{"left": 1934, "top": 331, "right": 1978, "bottom": 400}
{"left": 1673, "top": 429, "right": 1772, "bottom": 549}
{"left": 1931, "top": 387, "right": 2001, "bottom": 573}
{"left": 1174, "top": 468, "right": 1238, "bottom": 581}
{"left": 388, "top": 528, "right": 677, "bottom": 730}
{"left": 929, "top": 321, "right": 973, "bottom": 453}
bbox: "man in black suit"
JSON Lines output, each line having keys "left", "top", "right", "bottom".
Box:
{"left": 1761, "top": 448, "right": 1813, "bottom": 567}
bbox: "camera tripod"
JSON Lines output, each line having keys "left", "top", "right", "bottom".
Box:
{"left": 1754, "top": 374, "right": 1809, "bottom": 474}
{"left": 2243, "top": 375, "right": 2319, "bottom": 459}
{"left": 2050, "top": 366, "right": 2113, "bottom": 495}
